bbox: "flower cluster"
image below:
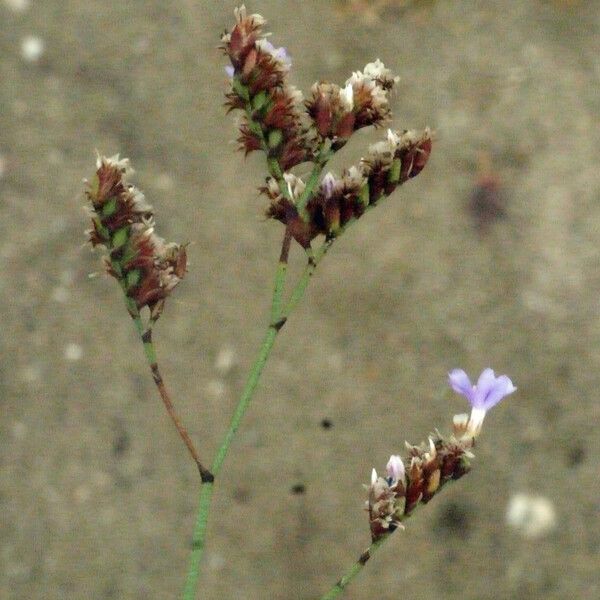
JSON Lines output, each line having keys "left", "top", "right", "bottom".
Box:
{"left": 222, "top": 5, "right": 432, "bottom": 249}
{"left": 222, "top": 5, "right": 309, "bottom": 171}
{"left": 86, "top": 155, "right": 186, "bottom": 317}
{"left": 265, "top": 128, "right": 432, "bottom": 246}
{"left": 367, "top": 369, "right": 515, "bottom": 541}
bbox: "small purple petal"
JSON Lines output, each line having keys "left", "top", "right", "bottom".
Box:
{"left": 321, "top": 172, "right": 336, "bottom": 198}
{"left": 448, "top": 369, "right": 475, "bottom": 403}
{"left": 450, "top": 368, "right": 516, "bottom": 413}
{"left": 225, "top": 65, "right": 235, "bottom": 78}
{"left": 473, "top": 368, "right": 496, "bottom": 408}
{"left": 480, "top": 375, "right": 516, "bottom": 410}
{"left": 261, "top": 39, "right": 276, "bottom": 54}
{"left": 386, "top": 455, "right": 405, "bottom": 482}
{"left": 275, "top": 46, "right": 291, "bottom": 66}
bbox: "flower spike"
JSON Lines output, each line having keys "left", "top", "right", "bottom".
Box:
{"left": 86, "top": 155, "right": 186, "bottom": 318}
{"left": 366, "top": 369, "right": 514, "bottom": 541}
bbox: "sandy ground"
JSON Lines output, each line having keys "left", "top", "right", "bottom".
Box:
{"left": 1, "top": 0, "right": 600, "bottom": 598}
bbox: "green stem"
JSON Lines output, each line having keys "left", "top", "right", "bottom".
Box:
{"left": 319, "top": 536, "right": 389, "bottom": 600}
{"left": 181, "top": 323, "right": 280, "bottom": 599}
{"left": 182, "top": 205, "right": 370, "bottom": 595}
{"left": 295, "top": 145, "right": 331, "bottom": 219}
{"left": 282, "top": 238, "right": 334, "bottom": 318}
{"left": 182, "top": 231, "right": 300, "bottom": 599}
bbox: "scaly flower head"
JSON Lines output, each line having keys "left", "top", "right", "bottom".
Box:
{"left": 222, "top": 7, "right": 309, "bottom": 170}
{"left": 86, "top": 155, "right": 186, "bottom": 318}
{"left": 345, "top": 59, "right": 399, "bottom": 130}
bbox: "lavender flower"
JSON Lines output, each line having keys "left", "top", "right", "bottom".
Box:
{"left": 385, "top": 455, "right": 405, "bottom": 483}
{"left": 225, "top": 65, "right": 234, "bottom": 78}
{"left": 255, "top": 39, "right": 291, "bottom": 68}
{"left": 448, "top": 368, "right": 516, "bottom": 438}
{"left": 321, "top": 172, "right": 336, "bottom": 198}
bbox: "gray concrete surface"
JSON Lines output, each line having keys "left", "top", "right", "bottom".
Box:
{"left": 1, "top": 1, "right": 599, "bottom": 598}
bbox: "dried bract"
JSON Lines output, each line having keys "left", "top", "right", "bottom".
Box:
{"left": 86, "top": 155, "right": 186, "bottom": 316}
{"left": 222, "top": 6, "right": 309, "bottom": 170}
{"left": 367, "top": 434, "right": 473, "bottom": 541}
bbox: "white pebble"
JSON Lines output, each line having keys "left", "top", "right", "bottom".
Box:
{"left": 215, "top": 346, "right": 236, "bottom": 375}
{"left": 64, "top": 343, "right": 83, "bottom": 362}
{"left": 51, "top": 286, "right": 69, "bottom": 303}
{"left": 21, "top": 35, "right": 45, "bottom": 63}
{"left": 3, "top": 0, "right": 30, "bottom": 12}
{"left": 506, "top": 493, "right": 557, "bottom": 539}
{"left": 21, "top": 363, "right": 41, "bottom": 383}
{"left": 206, "top": 379, "right": 226, "bottom": 398}
{"left": 207, "top": 552, "right": 226, "bottom": 571}
{"left": 154, "top": 173, "right": 174, "bottom": 191}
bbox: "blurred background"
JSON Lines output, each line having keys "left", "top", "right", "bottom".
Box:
{"left": 1, "top": 0, "right": 599, "bottom": 598}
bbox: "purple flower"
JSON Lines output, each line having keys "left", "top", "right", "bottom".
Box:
{"left": 448, "top": 368, "right": 516, "bottom": 437}
{"left": 225, "top": 65, "right": 235, "bottom": 78}
{"left": 256, "top": 39, "right": 292, "bottom": 68}
{"left": 386, "top": 455, "right": 405, "bottom": 483}
{"left": 321, "top": 172, "right": 336, "bottom": 198}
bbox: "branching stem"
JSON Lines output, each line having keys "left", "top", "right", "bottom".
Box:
{"left": 129, "top": 306, "right": 213, "bottom": 482}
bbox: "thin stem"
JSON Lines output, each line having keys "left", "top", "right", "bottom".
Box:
{"left": 182, "top": 204, "right": 372, "bottom": 595}
{"left": 295, "top": 145, "right": 332, "bottom": 218}
{"left": 182, "top": 232, "right": 296, "bottom": 599}
{"left": 282, "top": 236, "right": 335, "bottom": 318}
{"left": 130, "top": 310, "right": 213, "bottom": 482}
{"left": 272, "top": 228, "right": 292, "bottom": 322}
{"left": 319, "top": 536, "right": 389, "bottom": 600}
{"left": 182, "top": 324, "right": 279, "bottom": 599}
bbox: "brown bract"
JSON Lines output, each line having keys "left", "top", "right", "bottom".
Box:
{"left": 222, "top": 9, "right": 311, "bottom": 171}
{"left": 367, "top": 435, "right": 473, "bottom": 541}
{"left": 86, "top": 156, "right": 186, "bottom": 315}
{"left": 264, "top": 128, "right": 432, "bottom": 246}
{"left": 306, "top": 82, "right": 356, "bottom": 142}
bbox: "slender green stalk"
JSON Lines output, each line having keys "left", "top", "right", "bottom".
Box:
{"left": 182, "top": 231, "right": 297, "bottom": 599}
{"left": 282, "top": 238, "right": 334, "bottom": 318}
{"left": 181, "top": 323, "right": 280, "bottom": 599}
{"left": 319, "top": 536, "right": 389, "bottom": 600}
{"left": 182, "top": 205, "right": 373, "bottom": 597}
{"left": 295, "top": 146, "right": 331, "bottom": 218}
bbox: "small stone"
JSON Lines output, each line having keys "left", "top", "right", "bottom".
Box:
{"left": 290, "top": 483, "right": 306, "bottom": 495}
{"left": 506, "top": 493, "right": 557, "bottom": 539}
{"left": 325, "top": 351, "right": 343, "bottom": 371}
{"left": 154, "top": 173, "right": 174, "bottom": 191}
{"left": 206, "top": 379, "right": 226, "bottom": 398}
{"left": 3, "top": 0, "right": 30, "bottom": 12}
{"left": 215, "top": 346, "right": 236, "bottom": 375}
{"left": 207, "top": 552, "right": 225, "bottom": 571}
{"left": 64, "top": 343, "right": 83, "bottom": 362}
{"left": 21, "top": 35, "right": 45, "bottom": 63}
{"left": 21, "top": 364, "right": 41, "bottom": 383}
{"left": 51, "top": 286, "right": 69, "bottom": 303}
